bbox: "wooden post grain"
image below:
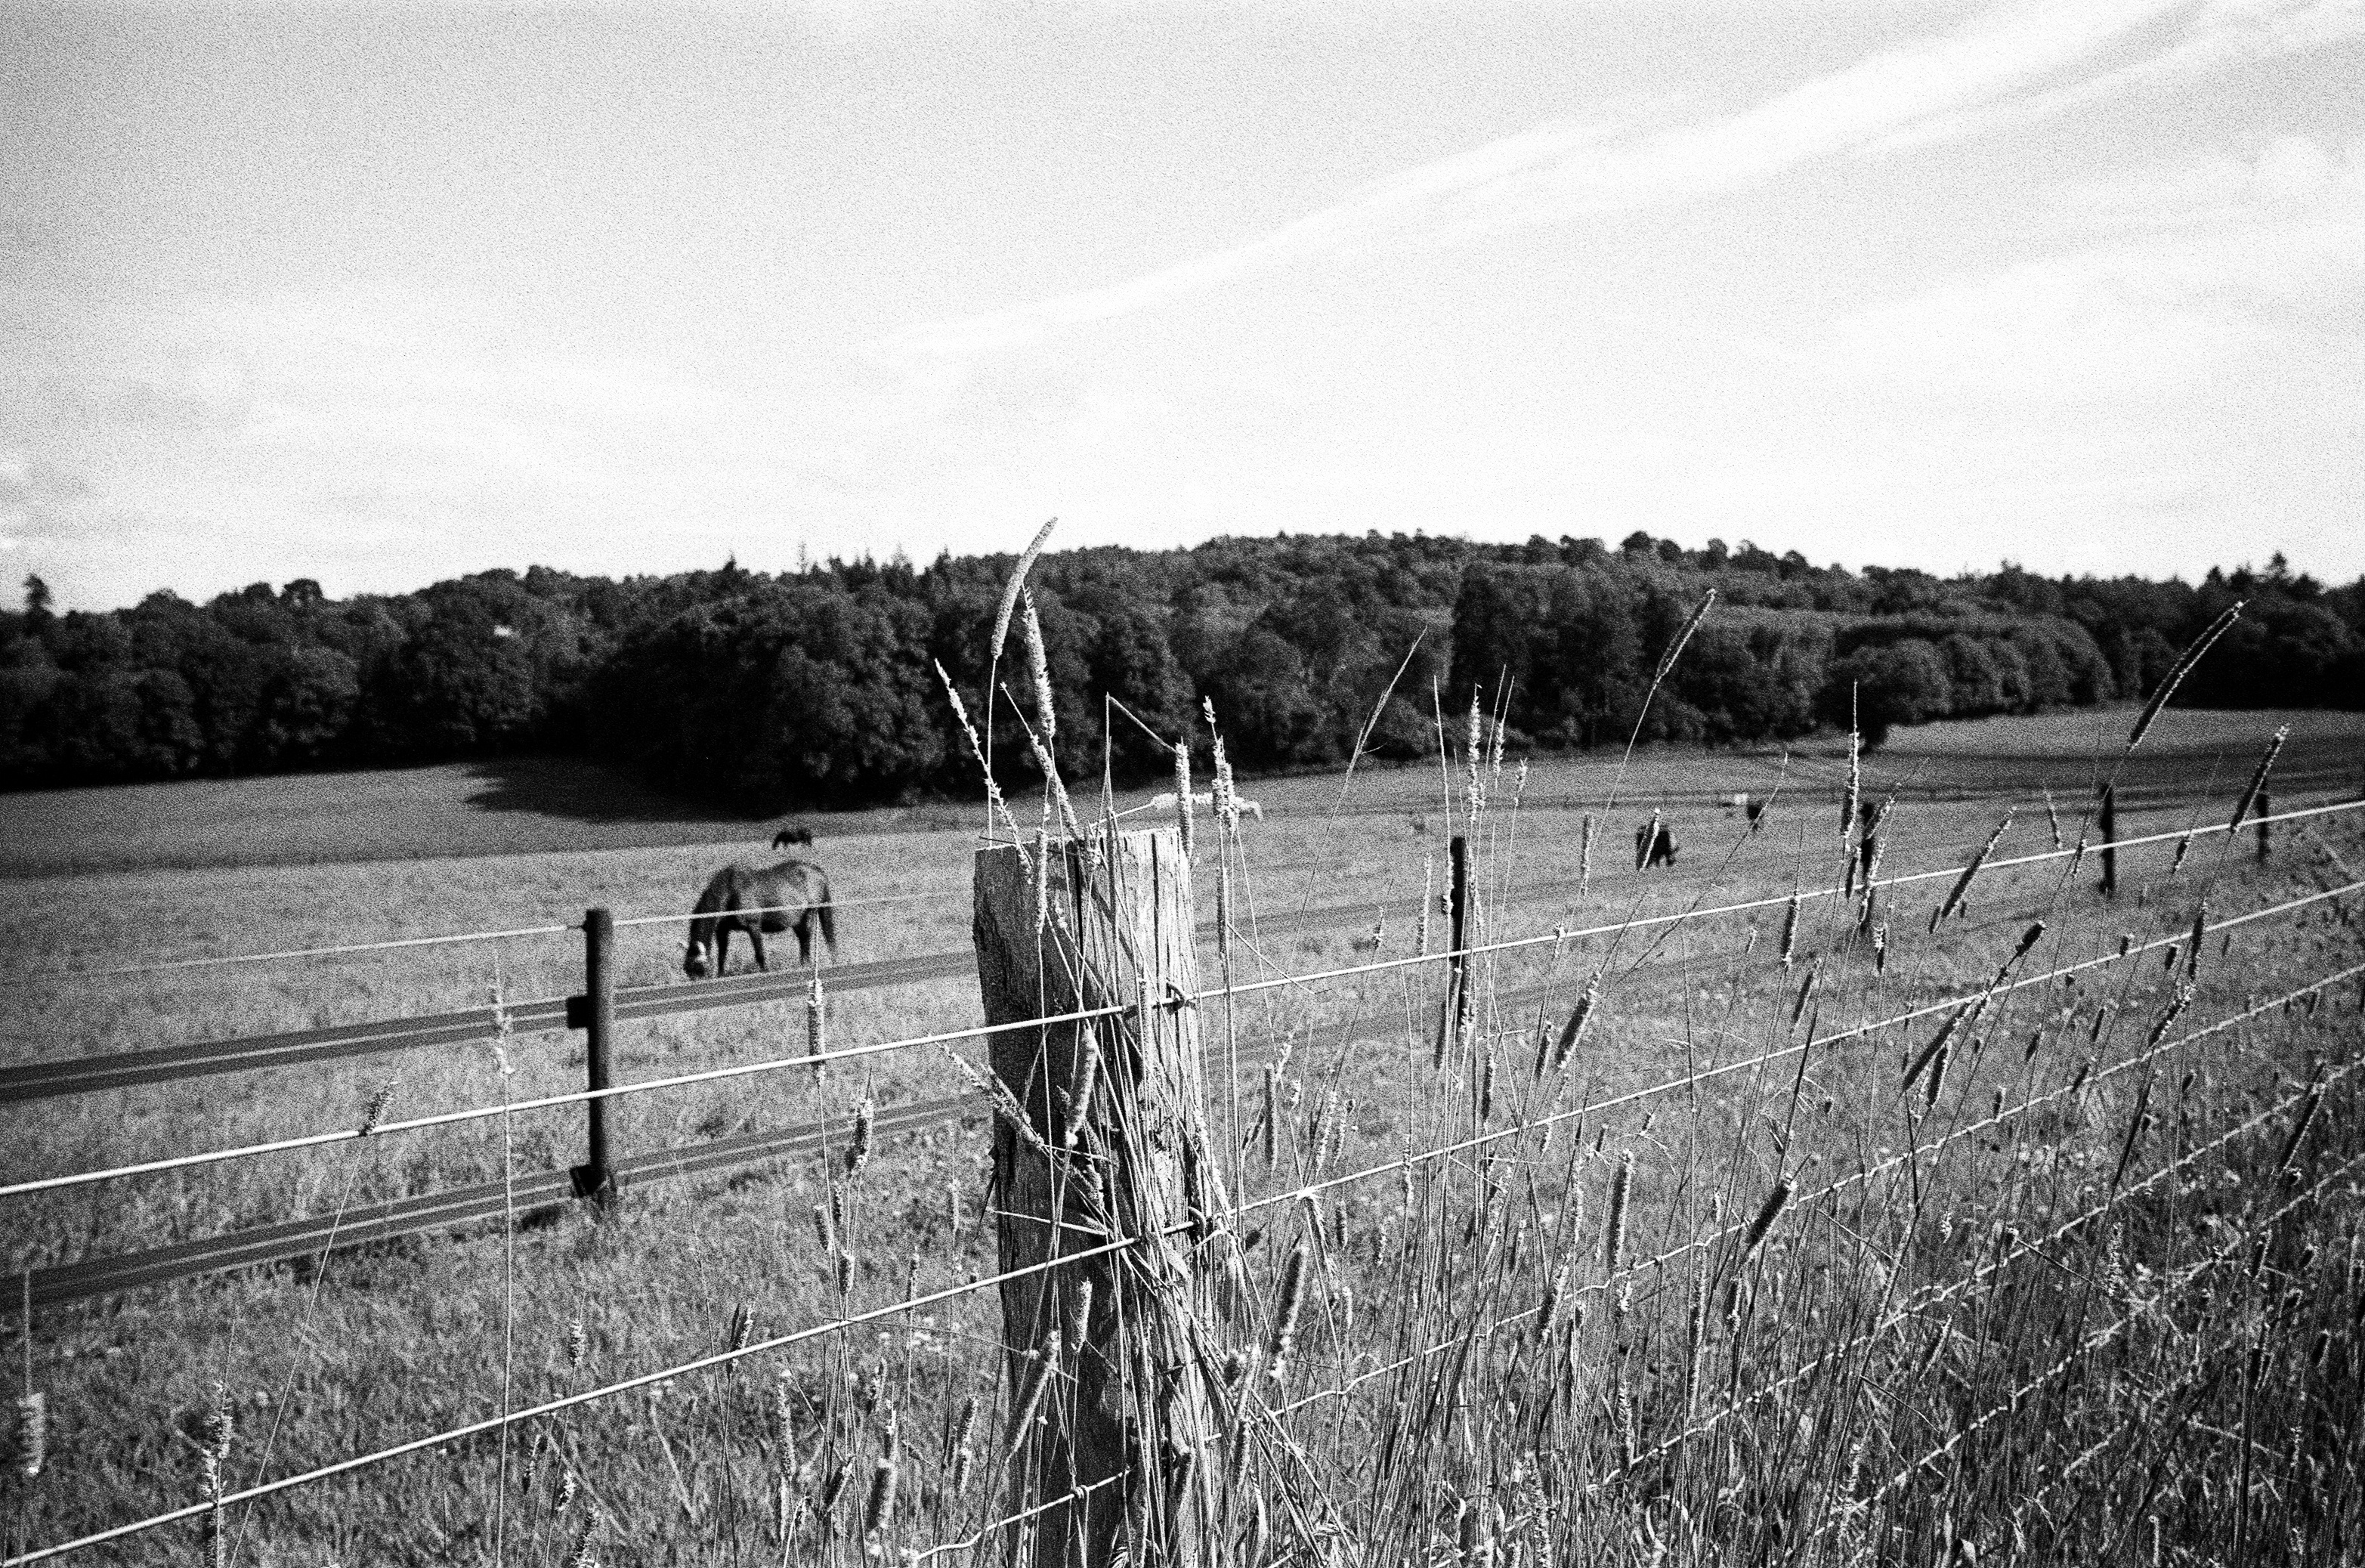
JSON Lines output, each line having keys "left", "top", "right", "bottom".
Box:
{"left": 972, "top": 827, "right": 1225, "bottom": 1567}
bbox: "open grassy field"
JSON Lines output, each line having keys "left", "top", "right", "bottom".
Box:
{"left": 3, "top": 704, "right": 2363, "bottom": 1565}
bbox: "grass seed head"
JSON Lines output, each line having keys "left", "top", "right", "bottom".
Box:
{"left": 203, "top": 1379, "right": 233, "bottom": 1463}
{"left": 1261, "top": 1065, "right": 1281, "bottom": 1171}
{"left": 14, "top": 1391, "right": 43, "bottom": 1480}
{"left": 1743, "top": 1177, "right": 1794, "bottom": 1257}
{"left": 846, "top": 1094, "right": 875, "bottom": 1176}
{"left": 2128, "top": 602, "right": 2242, "bottom": 747}
{"left": 1267, "top": 1244, "right": 1309, "bottom": 1370}
{"left": 1005, "top": 1349, "right": 1056, "bottom": 1458}
{"left": 806, "top": 970, "right": 827, "bottom": 1084}
{"left": 817, "top": 1458, "right": 852, "bottom": 1532}
{"left": 1535, "top": 1260, "right": 1571, "bottom": 1344}
{"left": 1172, "top": 740, "right": 1194, "bottom": 854}
{"left": 862, "top": 1453, "right": 899, "bottom": 1539}
{"left": 1062, "top": 1031, "right": 1102, "bottom": 1150}
{"left": 1553, "top": 976, "right": 1601, "bottom": 1072}
{"left": 358, "top": 1077, "right": 397, "bottom": 1137}
{"left": 1605, "top": 1151, "right": 1634, "bottom": 1275}
{"left": 1020, "top": 590, "right": 1056, "bottom": 744}
{"left": 2229, "top": 725, "right": 2289, "bottom": 832}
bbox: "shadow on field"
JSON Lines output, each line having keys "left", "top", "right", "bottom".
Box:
{"left": 459, "top": 756, "right": 751, "bottom": 826}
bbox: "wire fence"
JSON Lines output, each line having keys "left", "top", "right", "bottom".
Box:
{"left": 1256, "top": 959, "right": 2365, "bottom": 1440}
{"left": 5, "top": 778, "right": 2357, "bottom": 1564}
{"left": 1843, "top": 1146, "right": 2362, "bottom": 1523}
{"left": 10, "top": 798, "right": 2356, "bottom": 1202}
{"left": 11, "top": 945, "right": 2354, "bottom": 1565}
{"left": 27, "top": 791, "right": 2351, "bottom": 983}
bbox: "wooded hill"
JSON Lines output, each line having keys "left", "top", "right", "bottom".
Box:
{"left": 5, "top": 532, "right": 2359, "bottom": 808}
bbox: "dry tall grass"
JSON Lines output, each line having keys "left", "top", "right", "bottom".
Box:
{"left": 2, "top": 682, "right": 2361, "bottom": 1563}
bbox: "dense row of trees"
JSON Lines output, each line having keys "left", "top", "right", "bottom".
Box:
{"left": 5, "top": 533, "right": 2360, "bottom": 805}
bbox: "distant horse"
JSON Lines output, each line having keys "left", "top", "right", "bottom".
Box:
{"left": 682, "top": 858, "right": 838, "bottom": 978}
{"left": 772, "top": 826, "right": 814, "bottom": 849}
{"left": 1636, "top": 821, "right": 1680, "bottom": 869}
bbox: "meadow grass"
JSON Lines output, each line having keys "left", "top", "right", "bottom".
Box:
{"left": 2, "top": 707, "right": 2362, "bottom": 1564}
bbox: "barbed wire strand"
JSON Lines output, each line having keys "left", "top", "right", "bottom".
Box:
{"left": 1591, "top": 1050, "right": 2363, "bottom": 1491}
{"left": 8, "top": 957, "right": 2356, "bottom": 1563}
{"left": 906, "top": 1474, "right": 1129, "bottom": 1563}
{"left": 32, "top": 793, "right": 2355, "bottom": 985}
{"left": 0, "top": 1231, "right": 1138, "bottom": 1566}
{"left": 1842, "top": 1148, "right": 2362, "bottom": 1526}
{"left": 1258, "top": 963, "right": 2364, "bottom": 1441}
{"left": 8, "top": 864, "right": 2354, "bottom": 1203}
{"left": 1212, "top": 880, "right": 2361, "bottom": 1237}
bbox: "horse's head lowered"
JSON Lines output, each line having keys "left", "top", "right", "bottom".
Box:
{"left": 682, "top": 938, "right": 713, "bottom": 979}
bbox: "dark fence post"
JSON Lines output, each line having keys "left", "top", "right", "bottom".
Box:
{"left": 1448, "top": 833, "right": 1471, "bottom": 1036}
{"left": 2099, "top": 786, "right": 2118, "bottom": 900}
{"left": 573, "top": 907, "right": 618, "bottom": 1203}
{"left": 2256, "top": 791, "right": 2272, "bottom": 862}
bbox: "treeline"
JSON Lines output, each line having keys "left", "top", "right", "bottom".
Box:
{"left": 4, "top": 533, "right": 2360, "bottom": 806}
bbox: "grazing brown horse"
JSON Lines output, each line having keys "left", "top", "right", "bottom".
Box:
{"left": 1635, "top": 819, "right": 1680, "bottom": 869}
{"left": 682, "top": 858, "right": 838, "bottom": 978}
{"left": 772, "top": 826, "right": 814, "bottom": 849}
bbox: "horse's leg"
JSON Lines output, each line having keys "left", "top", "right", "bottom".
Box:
{"left": 748, "top": 929, "right": 768, "bottom": 971}
{"left": 795, "top": 914, "right": 812, "bottom": 966}
{"left": 714, "top": 926, "right": 732, "bottom": 977}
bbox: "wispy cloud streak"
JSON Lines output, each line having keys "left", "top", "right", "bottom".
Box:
{"left": 1867, "top": 0, "right": 2365, "bottom": 153}
{"left": 878, "top": 0, "right": 2363, "bottom": 363}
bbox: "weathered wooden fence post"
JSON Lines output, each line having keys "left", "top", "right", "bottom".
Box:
{"left": 972, "top": 827, "right": 1224, "bottom": 1567}
{"left": 2256, "top": 791, "right": 2272, "bottom": 862}
{"left": 570, "top": 907, "right": 618, "bottom": 1202}
{"left": 2099, "top": 786, "right": 2119, "bottom": 899}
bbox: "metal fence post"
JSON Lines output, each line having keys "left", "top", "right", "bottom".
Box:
{"left": 572, "top": 907, "right": 618, "bottom": 1203}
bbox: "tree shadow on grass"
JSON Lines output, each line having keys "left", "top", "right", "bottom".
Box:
{"left": 458, "top": 755, "right": 765, "bottom": 828}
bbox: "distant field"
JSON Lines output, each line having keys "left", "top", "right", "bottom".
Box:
{"left": 0, "top": 756, "right": 974, "bottom": 879}
{"left": 4, "top": 705, "right": 2358, "bottom": 880}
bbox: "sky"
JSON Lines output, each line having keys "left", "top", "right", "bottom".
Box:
{"left": 3, "top": 1, "right": 2361, "bottom": 611}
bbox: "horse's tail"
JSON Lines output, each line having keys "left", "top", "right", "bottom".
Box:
{"left": 815, "top": 883, "right": 838, "bottom": 961}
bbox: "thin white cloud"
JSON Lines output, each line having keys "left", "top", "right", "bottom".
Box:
{"left": 2046, "top": 131, "right": 2365, "bottom": 228}
{"left": 1825, "top": 137, "right": 2365, "bottom": 396}
{"left": 0, "top": 283, "right": 865, "bottom": 602}
{"left": 875, "top": 0, "right": 2342, "bottom": 363}
{"left": 1866, "top": 0, "right": 2365, "bottom": 154}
